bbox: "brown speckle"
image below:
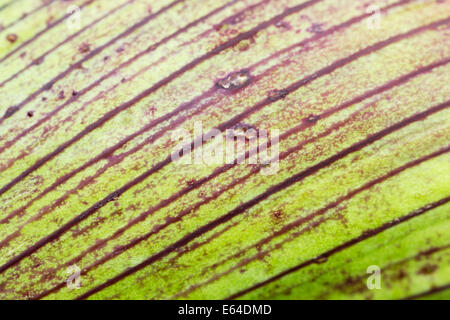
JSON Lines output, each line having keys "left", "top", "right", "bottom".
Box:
{"left": 394, "top": 270, "right": 408, "bottom": 280}
{"left": 72, "top": 90, "right": 78, "bottom": 96}
{"left": 223, "top": 12, "right": 246, "bottom": 25}
{"left": 267, "top": 89, "right": 289, "bottom": 101}
{"left": 307, "top": 23, "right": 324, "bottom": 33}
{"left": 272, "top": 210, "right": 283, "bottom": 220}
{"left": 6, "top": 34, "right": 18, "bottom": 43}
{"left": 186, "top": 179, "right": 196, "bottom": 189}
{"left": 79, "top": 42, "right": 90, "bottom": 54}
{"left": 46, "top": 16, "right": 54, "bottom": 26}
{"left": 58, "top": 90, "right": 65, "bottom": 100}
{"left": 417, "top": 264, "right": 438, "bottom": 275}
{"left": 27, "top": 111, "right": 34, "bottom": 118}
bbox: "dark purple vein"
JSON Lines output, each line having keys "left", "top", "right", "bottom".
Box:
{"left": 0, "top": 0, "right": 94, "bottom": 65}
{"left": 0, "top": 0, "right": 134, "bottom": 88}
{"left": 404, "top": 283, "right": 450, "bottom": 300}
{"left": 31, "top": 56, "right": 450, "bottom": 299}
{"left": 0, "top": 0, "right": 20, "bottom": 14}
{"left": 175, "top": 146, "right": 450, "bottom": 298}
{"left": 0, "top": 0, "right": 185, "bottom": 123}
{"left": 0, "top": 0, "right": 55, "bottom": 32}
{"left": 228, "top": 196, "right": 450, "bottom": 299}
{"left": 0, "top": 0, "right": 265, "bottom": 154}
{"left": 0, "top": 0, "right": 322, "bottom": 195}
{"left": 0, "top": 10, "right": 445, "bottom": 277}
{"left": 74, "top": 101, "right": 450, "bottom": 300}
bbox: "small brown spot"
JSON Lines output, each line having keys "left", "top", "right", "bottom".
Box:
{"left": 307, "top": 23, "right": 324, "bottom": 33}
{"left": 72, "top": 90, "right": 78, "bottom": 96}
{"left": 20, "top": 52, "right": 26, "bottom": 59}
{"left": 79, "top": 42, "right": 90, "bottom": 54}
{"left": 186, "top": 179, "right": 196, "bottom": 189}
{"left": 223, "top": 12, "right": 246, "bottom": 25}
{"left": 394, "top": 270, "right": 408, "bottom": 280}
{"left": 6, "top": 34, "right": 18, "bottom": 43}
{"left": 267, "top": 89, "right": 289, "bottom": 101}
{"left": 116, "top": 47, "right": 125, "bottom": 53}
{"left": 46, "top": 16, "right": 54, "bottom": 26}
{"left": 27, "top": 111, "right": 34, "bottom": 118}
{"left": 58, "top": 90, "right": 65, "bottom": 100}
{"left": 272, "top": 210, "right": 283, "bottom": 220}
{"left": 149, "top": 106, "right": 157, "bottom": 116}
{"left": 417, "top": 264, "right": 438, "bottom": 275}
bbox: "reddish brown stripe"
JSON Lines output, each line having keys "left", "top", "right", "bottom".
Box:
{"left": 31, "top": 56, "right": 448, "bottom": 299}
{"left": 0, "top": 0, "right": 323, "bottom": 195}
{"left": 228, "top": 195, "right": 450, "bottom": 299}
{"left": 0, "top": 0, "right": 318, "bottom": 176}
{"left": 0, "top": 0, "right": 134, "bottom": 88}
{"left": 3, "top": 0, "right": 441, "bottom": 225}
{"left": 176, "top": 146, "right": 450, "bottom": 297}
{"left": 0, "top": 0, "right": 94, "bottom": 65}
{"left": 404, "top": 283, "right": 450, "bottom": 300}
{"left": 0, "top": 11, "right": 444, "bottom": 275}
{"left": 0, "top": 0, "right": 248, "bottom": 223}
{"left": 0, "top": 0, "right": 414, "bottom": 156}
{"left": 1, "top": 2, "right": 439, "bottom": 199}
{"left": 0, "top": 0, "right": 185, "bottom": 123}
{"left": 74, "top": 101, "right": 450, "bottom": 300}
{"left": 0, "top": 0, "right": 260, "bottom": 152}
{"left": 0, "top": 0, "right": 243, "bottom": 153}
{"left": 0, "top": 0, "right": 55, "bottom": 32}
